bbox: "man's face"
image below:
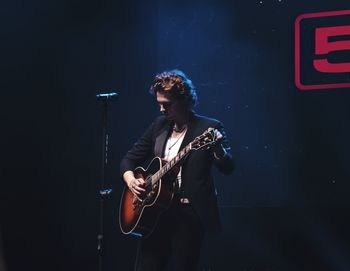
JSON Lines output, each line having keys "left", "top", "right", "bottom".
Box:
{"left": 156, "top": 92, "right": 187, "bottom": 121}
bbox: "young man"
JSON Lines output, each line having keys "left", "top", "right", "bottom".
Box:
{"left": 120, "top": 69, "right": 234, "bottom": 271}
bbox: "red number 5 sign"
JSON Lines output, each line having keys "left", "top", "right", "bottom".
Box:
{"left": 295, "top": 10, "right": 350, "bottom": 91}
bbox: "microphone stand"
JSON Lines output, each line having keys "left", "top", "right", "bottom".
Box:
{"left": 96, "top": 92, "right": 118, "bottom": 271}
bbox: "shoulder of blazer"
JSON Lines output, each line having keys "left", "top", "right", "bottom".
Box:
{"left": 192, "top": 113, "right": 222, "bottom": 127}
{"left": 151, "top": 115, "right": 170, "bottom": 137}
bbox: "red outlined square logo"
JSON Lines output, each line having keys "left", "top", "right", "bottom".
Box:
{"left": 295, "top": 9, "right": 350, "bottom": 91}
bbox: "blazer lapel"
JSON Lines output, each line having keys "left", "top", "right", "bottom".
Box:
{"left": 154, "top": 122, "right": 171, "bottom": 158}
{"left": 179, "top": 114, "right": 198, "bottom": 151}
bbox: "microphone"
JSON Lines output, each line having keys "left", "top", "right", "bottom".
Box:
{"left": 96, "top": 92, "right": 119, "bottom": 100}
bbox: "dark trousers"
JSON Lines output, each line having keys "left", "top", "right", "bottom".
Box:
{"left": 135, "top": 201, "right": 205, "bottom": 271}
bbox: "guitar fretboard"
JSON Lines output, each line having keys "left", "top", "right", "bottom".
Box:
{"left": 151, "top": 143, "right": 192, "bottom": 185}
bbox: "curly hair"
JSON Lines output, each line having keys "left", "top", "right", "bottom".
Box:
{"left": 149, "top": 69, "right": 198, "bottom": 108}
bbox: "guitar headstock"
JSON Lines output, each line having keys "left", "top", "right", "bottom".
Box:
{"left": 190, "top": 128, "right": 218, "bottom": 151}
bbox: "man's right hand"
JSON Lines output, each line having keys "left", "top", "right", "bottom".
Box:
{"left": 128, "top": 177, "right": 146, "bottom": 196}
{"left": 123, "top": 171, "right": 146, "bottom": 196}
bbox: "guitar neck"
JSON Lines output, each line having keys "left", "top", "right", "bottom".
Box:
{"left": 151, "top": 143, "right": 192, "bottom": 185}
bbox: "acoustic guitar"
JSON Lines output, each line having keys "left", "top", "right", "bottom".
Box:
{"left": 119, "top": 127, "right": 218, "bottom": 238}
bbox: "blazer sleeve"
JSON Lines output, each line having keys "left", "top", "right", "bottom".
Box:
{"left": 120, "top": 121, "right": 155, "bottom": 177}
{"left": 212, "top": 121, "right": 235, "bottom": 175}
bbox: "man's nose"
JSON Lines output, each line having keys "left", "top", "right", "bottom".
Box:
{"left": 160, "top": 105, "right": 165, "bottom": 112}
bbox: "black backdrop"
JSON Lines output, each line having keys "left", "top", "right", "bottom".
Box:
{"left": 1, "top": 1, "right": 350, "bottom": 270}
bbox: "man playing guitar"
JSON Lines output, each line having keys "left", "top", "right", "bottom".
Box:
{"left": 120, "top": 69, "right": 234, "bottom": 271}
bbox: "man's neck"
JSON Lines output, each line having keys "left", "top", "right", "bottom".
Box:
{"left": 173, "top": 112, "right": 191, "bottom": 130}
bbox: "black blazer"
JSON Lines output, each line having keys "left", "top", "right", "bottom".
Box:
{"left": 120, "top": 113, "right": 234, "bottom": 232}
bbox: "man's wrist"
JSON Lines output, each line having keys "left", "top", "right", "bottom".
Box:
{"left": 213, "top": 144, "right": 227, "bottom": 160}
{"left": 123, "top": 171, "right": 134, "bottom": 186}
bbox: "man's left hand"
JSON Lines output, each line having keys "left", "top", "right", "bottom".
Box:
{"left": 213, "top": 129, "right": 227, "bottom": 159}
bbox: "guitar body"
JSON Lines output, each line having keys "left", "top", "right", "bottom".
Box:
{"left": 119, "top": 157, "right": 176, "bottom": 238}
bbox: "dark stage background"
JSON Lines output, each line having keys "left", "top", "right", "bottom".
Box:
{"left": 1, "top": 1, "right": 350, "bottom": 270}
